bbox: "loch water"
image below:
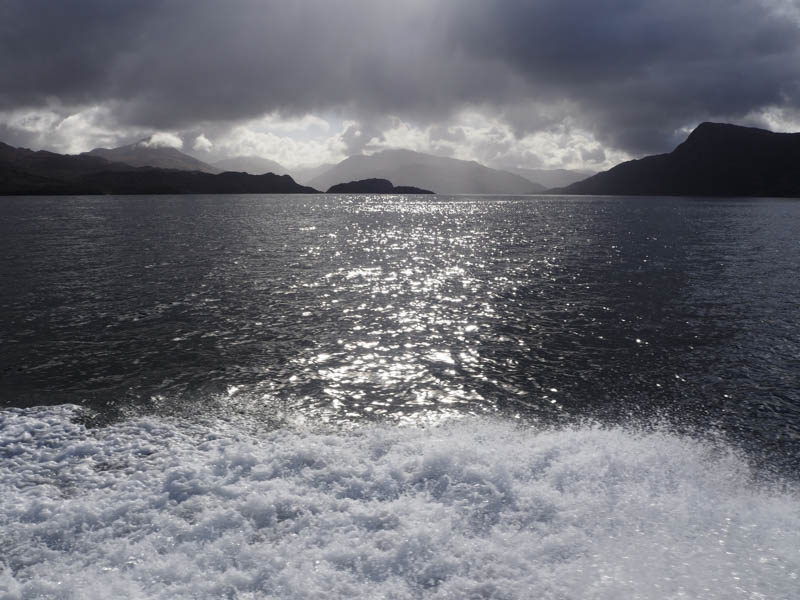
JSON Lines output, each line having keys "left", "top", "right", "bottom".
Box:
{"left": 1, "top": 194, "right": 799, "bottom": 599}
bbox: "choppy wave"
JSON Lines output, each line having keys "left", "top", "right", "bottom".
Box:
{"left": 1, "top": 405, "right": 799, "bottom": 599}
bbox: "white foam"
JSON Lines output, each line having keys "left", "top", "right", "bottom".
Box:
{"left": 1, "top": 405, "right": 798, "bottom": 599}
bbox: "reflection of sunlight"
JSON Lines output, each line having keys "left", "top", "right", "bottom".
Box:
{"left": 345, "top": 267, "right": 382, "bottom": 280}
{"left": 428, "top": 350, "right": 455, "bottom": 364}
{"left": 274, "top": 197, "right": 548, "bottom": 424}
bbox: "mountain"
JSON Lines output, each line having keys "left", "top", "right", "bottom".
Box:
{"left": 553, "top": 123, "right": 800, "bottom": 197}
{"left": 326, "top": 178, "right": 433, "bottom": 194}
{"left": 84, "top": 141, "right": 220, "bottom": 173}
{"left": 507, "top": 167, "right": 595, "bottom": 189}
{"left": 0, "top": 141, "right": 132, "bottom": 180}
{"left": 0, "top": 141, "right": 317, "bottom": 195}
{"left": 309, "top": 149, "right": 544, "bottom": 195}
{"left": 0, "top": 162, "right": 79, "bottom": 195}
{"left": 213, "top": 156, "right": 289, "bottom": 176}
{"left": 292, "top": 163, "right": 336, "bottom": 185}
{"left": 79, "top": 170, "right": 317, "bottom": 195}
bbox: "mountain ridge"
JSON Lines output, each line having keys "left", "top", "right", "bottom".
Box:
{"left": 506, "top": 167, "right": 595, "bottom": 189}
{"left": 552, "top": 123, "right": 800, "bottom": 197}
{"left": 309, "top": 149, "right": 545, "bottom": 195}
{"left": 213, "top": 156, "right": 289, "bottom": 176}
{"left": 84, "top": 141, "right": 221, "bottom": 174}
{"left": 7, "top": 123, "right": 799, "bottom": 198}
{"left": 0, "top": 142, "right": 316, "bottom": 195}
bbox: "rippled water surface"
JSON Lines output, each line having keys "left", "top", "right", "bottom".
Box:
{"left": 1, "top": 194, "right": 800, "bottom": 598}
{"left": 1, "top": 195, "right": 799, "bottom": 445}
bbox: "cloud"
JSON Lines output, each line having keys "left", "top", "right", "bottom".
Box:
{"left": 446, "top": 0, "right": 800, "bottom": 153}
{"left": 0, "top": 0, "right": 799, "bottom": 160}
{"left": 360, "top": 111, "right": 628, "bottom": 170}
{"left": 0, "top": 105, "right": 136, "bottom": 153}
{"left": 193, "top": 133, "right": 213, "bottom": 152}
{"left": 207, "top": 121, "right": 348, "bottom": 169}
{"left": 252, "top": 114, "right": 331, "bottom": 135}
{"left": 140, "top": 132, "right": 183, "bottom": 149}
{"left": 339, "top": 122, "right": 386, "bottom": 155}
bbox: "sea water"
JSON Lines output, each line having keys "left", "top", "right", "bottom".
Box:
{"left": 1, "top": 194, "right": 799, "bottom": 598}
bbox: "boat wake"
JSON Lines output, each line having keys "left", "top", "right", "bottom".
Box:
{"left": 1, "top": 405, "right": 798, "bottom": 599}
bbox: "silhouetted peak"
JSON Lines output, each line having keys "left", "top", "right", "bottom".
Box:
{"left": 553, "top": 121, "right": 800, "bottom": 197}
{"left": 682, "top": 122, "right": 774, "bottom": 147}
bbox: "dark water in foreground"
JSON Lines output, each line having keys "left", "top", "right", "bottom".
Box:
{"left": 2, "top": 195, "right": 798, "bottom": 453}
{"left": 1, "top": 194, "right": 799, "bottom": 599}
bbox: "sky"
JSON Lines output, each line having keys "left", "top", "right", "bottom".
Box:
{"left": 1, "top": 0, "right": 799, "bottom": 171}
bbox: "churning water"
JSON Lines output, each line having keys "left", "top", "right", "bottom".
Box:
{"left": 1, "top": 194, "right": 799, "bottom": 598}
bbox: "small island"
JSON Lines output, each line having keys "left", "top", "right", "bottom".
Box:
{"left": 326, "top": 178, "right": 434, "bottom": 194}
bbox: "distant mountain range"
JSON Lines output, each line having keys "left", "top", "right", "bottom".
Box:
{"left": 84, "top": 141, "right": 221, "bottom": 174}
{"left": 175, "top": 149, "right": 591, "bottom": 194}
{"left": 3, "top": 137, "right": 590, "bottom": 196}
{"left": 213, "top": 156, "right": 289, "bottom": 176}
{"left": 5, "top": 123, "right": 799, "bottom": 197}
{"left": 1, "top": 141, "right": 131, "bottom": 180}
{"left": 552, "top": 123, "right": 800, "bottom": 197}
{"left": 79, "top": 170, "right": 317, "bottom": 195}
{"left": 505, "top": 167, "right": 594, "bottom": 189}
{"left": 86, "top": 143, "right": 292, "bottom": 179}
{"left": 308, "top": 149, "right": 546, "bottom": 195}
{"left": 0, "top": 142, "right": 315, "bottom": 195}
{"left": 292, "top": 163, "right": 336, "bottom": 185}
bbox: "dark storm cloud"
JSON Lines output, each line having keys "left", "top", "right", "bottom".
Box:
{"left": 1, "top": 0, "right": 799, "bottom": 155}
{"left": 446, "top": 0, "right": 800, "bottom": 152}
{"left": 0, "top": 0, "right": 482, "bottom": 126}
